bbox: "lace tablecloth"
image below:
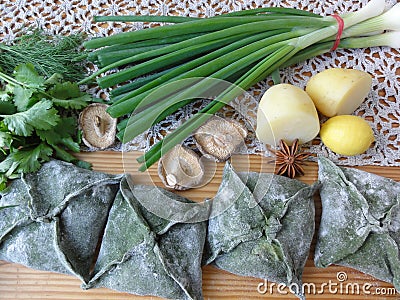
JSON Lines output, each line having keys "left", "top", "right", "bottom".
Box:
{"left": 1, "top": 0, "right": 399, "bottom": 166}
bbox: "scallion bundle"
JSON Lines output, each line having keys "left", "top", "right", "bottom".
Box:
{"left": 80, "top": 0, "right": 400, "bottom": 171}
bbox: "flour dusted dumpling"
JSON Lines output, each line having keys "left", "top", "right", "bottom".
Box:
{"left": 0, "top": 160, "right": 207, "bottom": 299}
{"left": 203, "top": 163, "right": 317, "bottom": 300}
{"left": 0, "top": 160, "right": 121, "bottom": 283}
{"left": 315, "top": 156, "right": 400, "bottom": 291}
{"left": 84, "top": 176, "right": 207, "bottom": 300}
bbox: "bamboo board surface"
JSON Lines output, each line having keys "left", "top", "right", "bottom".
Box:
{"left": 0, "top": 151, "right": 399, "bottom": 300}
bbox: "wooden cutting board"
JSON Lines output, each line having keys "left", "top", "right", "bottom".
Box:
{"left": 0, "top": 151, "right": 399, "bottom": 300}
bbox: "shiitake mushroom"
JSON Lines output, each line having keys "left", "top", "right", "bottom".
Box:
{"left": 193, "top": 116, "right": 248, "bottom": 162}
{"left": 79, "top": 103, "right": 117, "bottom": 149}
{"left": 158, "top": 144, "right": 205, "bottom": 191}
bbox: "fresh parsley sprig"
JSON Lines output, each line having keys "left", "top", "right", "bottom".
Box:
{"left": 0, "top": 63, "right": 91, "bottom": 190}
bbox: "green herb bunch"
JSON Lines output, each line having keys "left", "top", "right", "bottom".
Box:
{"left": 0, "top": 29, "right": 87, "bottom": 82}
{"left": 0, "top": 63, "right": 91, "bottom": 190}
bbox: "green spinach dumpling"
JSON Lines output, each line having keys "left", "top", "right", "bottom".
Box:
{"left": 315, "top": 156, "right": 400, "bottom": 292}
{"left": 0, "top": 160, "right": 121, "bottom": 283}
{"left": 204, "top": 163, "right": 317, "bottom": 300}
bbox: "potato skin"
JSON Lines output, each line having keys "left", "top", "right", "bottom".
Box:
{"left": 256, "top": 83, "right": 320, "bottom": 146}
{"left": 305, "top": 68, "right": 372, "bottom": 117}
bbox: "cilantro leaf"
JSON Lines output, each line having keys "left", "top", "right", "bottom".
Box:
{"left": 36, "top": 129, "right": 61, "bottom": 145}
{"left": 51, "top": 94, "right": 90, "bottom": 109}
{"left": 36, "top": 117, "right": 76, "bottom": 144}
{"left": 0, "top": 62, "right": 93, "bottom": 189}
{"left": 25, "top": 101, "right": 60, "bottom": 130}
{"left": 0, "top": 91, "right": 10, "bottom": 102}
{"left": 60, "top": 136, "right": 80, "bottom": 152}
{"left": 49, "top": 82, "right": 81, "bottom": 98}
{"left": 37, "top": 117, "right": 80, "bottom": 153}
{"left": 44, "top": 73, "right": 64, "bottom": 86}
{"left": 13, "top": 86, "right": 33, "bottom": 112}
{"left": 3, "top": 113, "right": 31, "bottom": 136}
{"left": 13, "top": 63, "right": 45, "bottom": 89}
{"left": 48, "top": 82, "right": 90, "bottom": 109}
{"left": 15, "top": 143, "right": 53, "bottom": 173}
{"left": 50, "top": 144, "right": 90, "bottom": 170}
{"left": 0, "top": 101, "right": 16, "bottom": 115}
{"left": 75, "top": 160, "right": 92, "bottom": 170}
{"left": 2, "top": 99, "right": 60, "bottom": 136}
{"left": 0, "top": 131, "right": 13, "bottom": 148}
{"left": 51, "top": 144, "right": 77, "bottom": 162}
{"left": 0, "top": 154, "right": 18, "bottom": 176}
{"left": 2, "top": 143, "right": 53, "bottom": 174}
{"left": 0, "top": 175, "right": 8, "bottom": 191}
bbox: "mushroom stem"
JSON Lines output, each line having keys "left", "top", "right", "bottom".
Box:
{"left": 166, "top": 174, "right": 178, "bottom": 187}
{"left": 95, "top": 115, "right": 107, "bottom": 136}
{"left": 158, "top": 144, "right": 205, "bottom": 190}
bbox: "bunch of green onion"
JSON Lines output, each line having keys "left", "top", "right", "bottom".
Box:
{"left": 80, "top": 0, "right": 400, "bottom": 171}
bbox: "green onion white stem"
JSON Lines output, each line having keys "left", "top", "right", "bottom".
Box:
{"left": 340, "top": 2, "right": 400, "bottom": 37}
{"left": 289, "top": 0, "right": 385, "bottom": 50}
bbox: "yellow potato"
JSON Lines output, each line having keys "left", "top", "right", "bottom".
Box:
{"left": 306, "top": 68, "right": 372, "bottom": 117}
{"left": 256, "top": 83, "right": 320, "bottom": 146}
{"left": 320, "top": 115, "right": 374, "bottom": 156}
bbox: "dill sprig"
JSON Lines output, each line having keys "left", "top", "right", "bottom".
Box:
{"left": 0, "top": 29, "right": 87, "bottom": 81}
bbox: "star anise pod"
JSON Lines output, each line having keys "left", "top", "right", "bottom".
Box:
{"left": 273, "top": 139, "right": 311, "bottom": 178}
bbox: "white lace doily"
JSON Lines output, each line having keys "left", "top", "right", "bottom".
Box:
{"left": 1, "top": 0, "right": 399, "bottom": 166}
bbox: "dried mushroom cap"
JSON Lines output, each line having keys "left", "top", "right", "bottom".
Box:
{"left": 158, "top": 144, "right": 204, "bottom": 190}
{"left": 194, "top": 116, "right": 248, "bottom": 162}
{"left": 79, "top": 103, "right": 117, "bottom": 149}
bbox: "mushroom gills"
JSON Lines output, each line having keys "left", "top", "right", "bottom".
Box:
{"left": 158, "top": 145, "right": 205, "bottom": 190}
{"left": 194, "top": 116, "right": 248, "bottom": 162}
{"left": 79, "top": 103, "right": 117, "bottom": 149}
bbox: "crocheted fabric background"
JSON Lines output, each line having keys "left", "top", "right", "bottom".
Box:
{"left": 1, "top": 0, "right": 399, "bottom": 166}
